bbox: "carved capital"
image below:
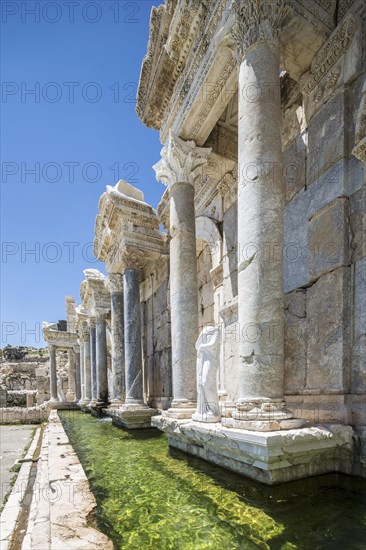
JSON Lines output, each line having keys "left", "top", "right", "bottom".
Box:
{"left": 153, "top": 131, "right": 211, "bottom": 188}
{"left": 95, "top": 310, "right": 109, "bottom": 321}
{"left": 107, "top": 273, "right": 124, "bottom": 294}
{"left": 88, "top": 317, "right": 96, "bottom": 329}
{"left": 121, "top": 247, "right": 146, "bottom": 272}
{"left": 231, "top": 0, "right": 290, "bottom": 61}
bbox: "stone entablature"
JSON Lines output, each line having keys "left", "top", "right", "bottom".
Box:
{"left": 42, "top": 322, "right": 79, "bottom": 350}
{"left": 94, "top": 180, "right": 166, "bottom": 274}
{"left": 136, "top": 0, "right": 347, "bottom": 146}
{"left": 79, "top": 269, "right": 110, "bottom": 319}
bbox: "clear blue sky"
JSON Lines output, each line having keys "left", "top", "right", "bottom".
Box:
{"left": 1, "top": 0, "right": 165, "bottom": 348}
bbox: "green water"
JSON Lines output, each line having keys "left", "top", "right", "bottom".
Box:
{"left": 60, "top": 412, "right": 366, "bottom": 550}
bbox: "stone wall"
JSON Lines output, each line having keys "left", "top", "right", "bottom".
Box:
{"left": 141, "top": 256, "right": 172, "bottom": 409}
{"left": 197, "top": 244, "right": 214, "bottom": 332}
{"left": 0, "top": 346, "right": 69, "bottom": 407}
{"left": 282, "top": 69, "right": 366, "bottom": 426}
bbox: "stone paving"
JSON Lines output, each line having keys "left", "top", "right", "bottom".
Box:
{"left": 0, "top": 425, "right": 34, "bottom": 508}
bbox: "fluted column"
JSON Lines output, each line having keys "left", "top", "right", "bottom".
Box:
{"left": 123, "top": 257, "right": 144, "bottom": 405}
{"left": 49, "top": 344, "right": 59, "bottom": 403}
{"left": 230, "top": 0, "right": 291, "bottom": 423}
{"left": 96, "top": 312, "right": 109, "bottom": 406}
{"left": 108, "top": 274, "right": 125, "bottom": 404}
{"left": 74, "top": 347, "right": 81, "bottom": 401}
{"left": 83, "top": 326, "right": 92, "bottom": 402}
{"left": 66, "top": 348, "right": 76, "bottom": 402}
{"left": 154, "top": 131, "right": 211, "bottom": 418}
{"left": 89, "top": 318, "right": 97, "bottom": 404}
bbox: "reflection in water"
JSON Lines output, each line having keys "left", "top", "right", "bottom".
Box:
{"left": 60, "top": 411, "right": 366, "bottom": 550}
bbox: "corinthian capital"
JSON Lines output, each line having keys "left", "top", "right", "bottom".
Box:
{"left": 231, "top": 0, "right": 290, "bottom": 61}
{"left": 153, "top": 131, "right": 211, "bottom": 188}
{"left": 121, "top": 247, "right": 146, "bottom": 272}
{"left": 107, "top": 273, "right": 123, "bottom": 294}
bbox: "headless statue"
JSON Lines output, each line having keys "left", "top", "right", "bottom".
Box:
{"left": 192, "top": 326, "right": 221, "bottom": 423}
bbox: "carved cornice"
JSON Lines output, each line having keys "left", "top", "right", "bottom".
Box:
{"left": 160, "top": 0, "right": 236, "bottom": 145}
{"left": 231, "top": 0, "right": 291, "bottom": 61}
{"left": 338, "top": 0, "right": 357, "bottom": 22}
{"left": 153, "top": 131, "right": 211, "bottom": 187}
{"left": 299, "top": 13, "right": 358, "bottom": 95}
{"left": 290, "top": 0, "right": 337, "bottom": 32}
{"left": 136, "top": 0, "right": 207, "bottom": 129}
{"left": 42, "top": 323, "right": 79, "bottom": 349}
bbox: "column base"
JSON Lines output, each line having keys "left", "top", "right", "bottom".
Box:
{"left": 166, "top": 399, "right": 197, "bottom": 419}
{"left": 152, "top": 416, "right": 355, "bottom": 485}
{"left": 227, "top": 399, "right": 301, "bottom": 430}
{"left": 108, "top": 400, "right": 124, "bottom": 409}
{"left": 107, "top": 404, "right": 159, "bottom": 429}
{"left": 192, "top": 411, "right": 221, "bottom": 423}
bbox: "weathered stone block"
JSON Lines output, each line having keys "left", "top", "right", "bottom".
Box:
{"left": 284, "top": 187, "right": 309, "bottom": 292}
{"left": 352, "top": 258, "right": 366, "bottom": 392}
{"left": 223, "top": 201, "right": 238, "bottom": 302}
{"left": 283, "top": 134, "right": 306, "bottom": 202}
{"left": 284, "top": 291, "right": 307, "bottom": 394}
{"left": 308, "top": 198, "right": 349, "bottom": 282}
{"left": 307, "top": 92, "right": 347, "bottom": 185}
{"left": 306, "top": 267, "right": 351, "bottom": 392}
{"left": 350, "top": 186, "right": 366, "bottom": 262}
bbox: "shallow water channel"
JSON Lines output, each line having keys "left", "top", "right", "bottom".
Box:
{"left": 60, "top": 411, "right": 366, "bottom": 550}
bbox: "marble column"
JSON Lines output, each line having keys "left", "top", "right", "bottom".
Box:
{"left": 49, "top": 344, "right": 59, "bottom": 403}
{"left": 74, "top": 348, "right": 81, "bottom": 401}
{"left": 83, "top": 327, "right": 92, "bottom": 402}
{"left": 232, "top": 1, "right": 289, "bottom": 421}
{"left": 109, "top": 274, "right": 125, "bottom": 404}
{"left": 124, "top": 266, "right": 144, "bottom": 404}
{"left": 66, "top": 349, "right": 76, "bottom": 402}
{"left": 154, "top": 131, "right": 211, "bottom": 418}
{"left": 89, "top": 318, "right": 97, "bottom": 405}
{"left": 96, "top": 312, "right": 109, "bottom": 406}
{"left": 79, "top": 338, "right": 85, "bottom": 402}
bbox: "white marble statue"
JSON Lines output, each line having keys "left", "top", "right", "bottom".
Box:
{"left": 57, "top": 375, "right": 65, "bottom": 402}
{"left": 192, "top": 326, "right": 221, "bottom": 423}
